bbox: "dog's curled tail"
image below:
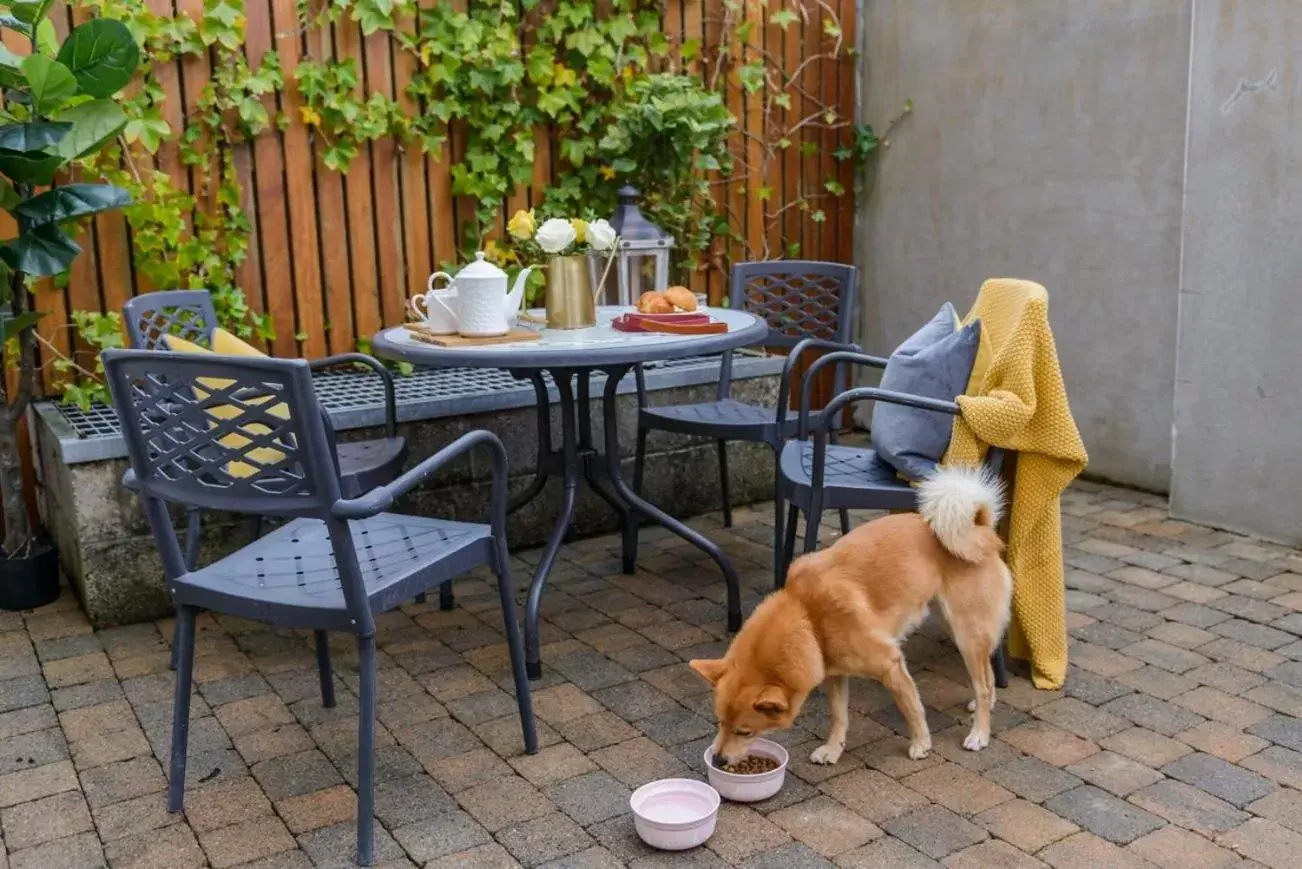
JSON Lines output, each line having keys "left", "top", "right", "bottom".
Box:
{"left": 918, "top": 464, "right": 1005, "bottom": 563}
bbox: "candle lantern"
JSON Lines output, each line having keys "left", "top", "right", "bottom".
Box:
{"left": 591, "top": 185, "right": 674, "bottom": 306}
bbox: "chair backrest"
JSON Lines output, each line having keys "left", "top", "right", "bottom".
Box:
{"left": 720, "top": 260, "right": 858, "bottom": 398}
{"left": 103, "top": 349, "right": 342, "bottom": 519}
{"left": 122, "top": 290, "right": 219, "bottom": 351}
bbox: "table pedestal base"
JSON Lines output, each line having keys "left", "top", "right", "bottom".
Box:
{"left": 509, "top": 365, "right": 743, "bottom": 680}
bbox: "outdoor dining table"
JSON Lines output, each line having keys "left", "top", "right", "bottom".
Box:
{"left": 371, "top": 305, "right": 769, "bottom": 678}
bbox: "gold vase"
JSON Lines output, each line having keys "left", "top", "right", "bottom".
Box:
{"left": 545, "top": 255, "right": 595, "bottom": 329}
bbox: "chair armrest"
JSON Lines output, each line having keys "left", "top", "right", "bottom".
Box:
{"left": 809, "top": 387, "right": 959, "bottom": 437}
{"left": 332, "top": 430, "right": 509, "bottom": 534}
{"left": 776, "top": 338, "right": 867, "bottom": 426}
{"left": 791, "top": 350, "right": 891, "bottom": 435}
{"left": 309, "top": 353, "right": 397, "bottom": 438}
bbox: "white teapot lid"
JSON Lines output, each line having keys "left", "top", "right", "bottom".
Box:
{"left": 459, "top": 251, "right": 504, "bottom": 279}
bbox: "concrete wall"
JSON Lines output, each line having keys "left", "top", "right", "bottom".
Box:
{"left": 1170, "top": 1, "right": 1302, "bottom": 540}
{"left": 856, "top": 1, "right": 1192, "bottom": 491}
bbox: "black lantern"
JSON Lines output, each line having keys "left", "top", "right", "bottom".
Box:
{"left": 592, "top": 185, "right": 675, "bottom": 306}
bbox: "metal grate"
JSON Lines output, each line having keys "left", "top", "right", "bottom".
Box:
{"left": 52, "top": 357, "right": 715, "bottom": 440}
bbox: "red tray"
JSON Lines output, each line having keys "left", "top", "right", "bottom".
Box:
{"left": 612, "top": 314, "right": 727, "bottom": 335}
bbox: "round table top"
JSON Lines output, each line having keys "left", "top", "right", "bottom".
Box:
{"left": 370, "top": 306, "right": 768, "bottom": 369}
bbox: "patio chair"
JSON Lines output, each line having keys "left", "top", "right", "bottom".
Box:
{"left": 632, "top": 261, "right": 858, "bottom": 583}
{"left": 121, "top": 291, "right": 439, "bottom": 661}
{"left": 774, "top": 340, "right": 1009, "bottom": 687}
{"left": 103, "top": 349, "right": 537, "bottom": 866}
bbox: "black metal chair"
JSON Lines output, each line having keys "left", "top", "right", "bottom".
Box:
{"left": 775, "top": 339, "right": 1009, "bottom": 688}
{"left": 103, "top": 349, "right": 537, "bottom": 866}
{"left": 121, "top": 291, "right": 440, "bottom": 664}
{"left": 633, "top": 261, "right": 858, "bottom": 584}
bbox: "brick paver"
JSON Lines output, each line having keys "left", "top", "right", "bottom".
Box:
{"left": 3, "top": 483, "right": 1302, "bottom": 866}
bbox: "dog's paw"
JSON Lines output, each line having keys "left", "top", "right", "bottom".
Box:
{"left": 962, "top": 729, "right": 990, "bottom": 751}
{"left": 809, "top": 743, "right": 844, "bottom": 765}
{"left": 908, "top": 738, "right": 932, "bottom": 760}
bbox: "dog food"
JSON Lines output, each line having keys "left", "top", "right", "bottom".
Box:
{"left": 716, "top": 755, "right": 780, "bottom": 775}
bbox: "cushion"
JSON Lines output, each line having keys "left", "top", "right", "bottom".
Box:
{"left": 164, "top": 333, "right": 288, "bottom": 478}
{"left": 870, "top": 303, "right": 980, "bottom": 481}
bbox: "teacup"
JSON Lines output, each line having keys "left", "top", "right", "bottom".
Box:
{"left": 409, "top": 272, "right": 458, "bottom": 334}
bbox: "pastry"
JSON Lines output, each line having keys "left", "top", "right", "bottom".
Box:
{"left": 637, "top": 291, "right": 673, "bottom": 314}
{"left": 664, "top": 286, "right": 697, "bottom": 312}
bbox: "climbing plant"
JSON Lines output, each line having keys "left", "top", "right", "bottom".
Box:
{"left": 46, "top": 0, "right": 887, "bottom": 405}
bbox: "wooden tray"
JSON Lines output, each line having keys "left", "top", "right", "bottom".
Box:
{"left": 403, "top": 324, "right": 541, "bottom": 346}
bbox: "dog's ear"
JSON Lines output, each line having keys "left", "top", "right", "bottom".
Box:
{"left": 753, "top": 685, "right": 790, "bottom": 714}
{"left": 689, "top": 658, "right": 727, "bottom": 685}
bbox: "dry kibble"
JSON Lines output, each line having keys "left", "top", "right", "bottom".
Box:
{"left": 716, "top": 755, "right": 779, "bottom": 775}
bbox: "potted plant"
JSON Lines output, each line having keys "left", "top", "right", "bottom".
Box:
{"left": 0, "top": 7, "right": 139, "bottom": 609}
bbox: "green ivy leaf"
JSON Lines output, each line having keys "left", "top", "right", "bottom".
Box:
{"left": 16, "top": 183, "right": 132, "bottom": 226}
{"left": 0, "top": 222, "right": 81, "bottom": 276}
{"left": 57, "top": 100, "right": 128, "bottom": 160}
{"left": 810, "top": 210, "right": 826, "bottom": 224}
{"left": 770, "top": 9, "right": 799, "bottom": 29}
{"left": 21, "top": 56, "right": 77, "bottom": 115}
{"left": 824, "top": 179, "right": 845, "bottom": 196}
{"left": 738, "top": 62, "right": 765, "bottom": 94}
{"left": 57, "top": 18, "right": 141, "bottom": 98}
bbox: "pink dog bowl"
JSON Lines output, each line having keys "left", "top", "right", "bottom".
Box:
{"left": 704, "top": 738, "right": 789, "bottom": 802}
{"left": 629, "top": 778, "right": 721, "bottom": 850}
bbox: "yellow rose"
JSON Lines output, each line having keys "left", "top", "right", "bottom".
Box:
{"left": 508, "top": 209, "right": 536, "bottom": 241}
{"left": 570, "top": 218, "right": 587, "bottom": 244}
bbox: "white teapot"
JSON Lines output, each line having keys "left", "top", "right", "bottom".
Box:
{"left": 425, "top": 252, "right": 534, "bottom": 337}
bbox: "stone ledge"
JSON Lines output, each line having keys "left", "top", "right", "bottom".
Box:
{"left": 33, "top": 368, "right": 782, "bottom": 627}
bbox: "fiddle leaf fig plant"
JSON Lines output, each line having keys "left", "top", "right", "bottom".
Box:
{"left": 0, "top": 7, "right": 138, "bottom": 557}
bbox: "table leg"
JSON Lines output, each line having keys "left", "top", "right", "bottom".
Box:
{"left": 523, "top": 371, "right": 580, "bottom": 679}
{"left": 577, "top": 371, "right": 637, "bottom": 575}
{"left": 508, "top": 372, "right": 553, "bottom": 515}
{"left": 598, "top": 365, "right": 743, "bottom": 632}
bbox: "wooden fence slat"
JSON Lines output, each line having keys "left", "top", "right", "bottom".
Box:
{"left": 335, "top": 22, "right": 381, "bottom": 343}
{"left": 396, "top": 6, "right": 432, "bottom": 308}
{"left": 364, "top": 30, "right": 405, "bottom": 332}
{"left": 275, "top": 0, "right": 326, "bottom": 358}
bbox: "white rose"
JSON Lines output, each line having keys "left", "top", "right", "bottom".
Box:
{"left": 586, "top": 218, "right": 617, "bottom": 252}
{"left": 535, "top": 218, "right": 577, "bottom": 254}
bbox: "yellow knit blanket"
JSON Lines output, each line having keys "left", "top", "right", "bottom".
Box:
{"left": 942, "top": 279, "right": 1087, "bottom": 689}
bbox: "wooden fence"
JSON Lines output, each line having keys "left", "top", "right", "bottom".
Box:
{"left": 17, "top": 0, "right": 857, "bottom": 389}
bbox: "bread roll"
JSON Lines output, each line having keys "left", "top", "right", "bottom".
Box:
{"left": 664, "top": 286, "right": 697, "bottom": 312}
{"left": 637, "top": 291, "right": 673, "bottom": 314}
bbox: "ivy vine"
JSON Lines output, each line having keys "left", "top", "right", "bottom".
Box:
{"left": 50, "top": 0, "right": 894, "bottom": 407}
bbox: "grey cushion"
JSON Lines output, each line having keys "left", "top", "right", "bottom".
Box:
{"left": 870, "top": 303, "right": 980, "bottom": 481}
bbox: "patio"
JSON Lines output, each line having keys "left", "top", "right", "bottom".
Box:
{"left": 4, "top": 480, "right": 1302, "bottom": 869}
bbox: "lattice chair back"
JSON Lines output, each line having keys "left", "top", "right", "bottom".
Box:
{"left": 719, "top": 260, "right": 858, "bottom": 397}
{"left": 104, "top": 350, "right": 342, "bottom": 521}
{"left": 122, "top": 290, "right": 220, "bottom": 351}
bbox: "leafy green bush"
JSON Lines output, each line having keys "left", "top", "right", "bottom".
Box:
{"left": 0, "top": 5, "right": 139, "bottom": 556}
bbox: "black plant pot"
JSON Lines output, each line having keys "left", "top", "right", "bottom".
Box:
{"left": 0, "top": 541, "right": 60, "bottom": 611}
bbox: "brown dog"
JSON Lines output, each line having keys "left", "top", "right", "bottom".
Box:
{"left": 690, "top": 465, "right": 1012, "bottom": 766}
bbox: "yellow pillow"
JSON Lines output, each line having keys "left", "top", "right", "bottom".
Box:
{"left": 163, "top": 333, "right": 289, "bottom": 478}
{"left": 211, "top": 328, "right": 266, "bottom": 357}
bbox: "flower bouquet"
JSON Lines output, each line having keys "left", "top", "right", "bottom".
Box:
{"left": 503, "top": 210, "right": 621, "bottom": 329}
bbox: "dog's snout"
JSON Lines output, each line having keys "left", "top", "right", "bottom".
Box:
{"left": 712, "top": 752, "right": 730, "bottom": 769}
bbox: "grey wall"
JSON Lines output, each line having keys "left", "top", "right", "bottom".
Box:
{"left": 1170, "top": 1, "right": 1302, "bottom": 541}
{"left": 856, "top": 1, "right": 1192, "bottom": 492}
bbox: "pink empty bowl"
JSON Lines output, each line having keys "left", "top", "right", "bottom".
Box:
{"left": 629, "top": 778, "right": 721, "bottom": 850}
{"left": 704, "top": 738, "right": 789, "bottom": 802}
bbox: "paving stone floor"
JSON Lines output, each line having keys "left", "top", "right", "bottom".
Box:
{"left": 5, "top": 480, "right": 1302, "bottom": 867}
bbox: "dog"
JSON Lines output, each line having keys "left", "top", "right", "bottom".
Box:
{"left": 690, "top": 465, "right": 1012, "bottom": 766}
